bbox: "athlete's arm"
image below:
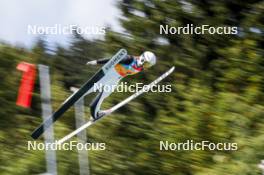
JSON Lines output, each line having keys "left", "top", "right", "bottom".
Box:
{"left": 96, "top": 58, "right": 111, "bottom": 64}
{"left": 86, "top": 55, "right": 135, "bottom": 65}
{"left": 119, "top": 55, "right": 134, "bottom": 65}
{"left": 86, "top": 58, "right": 109, "bottom": 65}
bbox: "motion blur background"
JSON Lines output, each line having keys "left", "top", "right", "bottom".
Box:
{"left": 0, "top": 0, "right": 263, "bottom": 174}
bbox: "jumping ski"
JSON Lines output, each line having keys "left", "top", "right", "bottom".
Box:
{"left": 31, "top": 49, "right": 127, "bottom": 139}
{"left": 56, "top": 66, "right": 175, "bottom": 144}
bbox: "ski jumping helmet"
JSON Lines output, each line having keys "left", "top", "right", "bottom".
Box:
{"left": 138, "top": 51, "right": 156, "bottom": 68}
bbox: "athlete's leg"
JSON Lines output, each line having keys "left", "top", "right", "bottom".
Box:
{"left": 90, "top": 68, "right": 122, "bottom": 119}
{"left": 90, "top": 88, "right": 113, "bottom": 119}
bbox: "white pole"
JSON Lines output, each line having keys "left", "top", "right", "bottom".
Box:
{"left": 38, "top": 64, "right": 57, "bottom": 175}
{"left": 71, "top": 87, "right": 90, "bottom": 175}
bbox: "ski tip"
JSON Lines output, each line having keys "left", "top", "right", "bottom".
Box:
{"left": 119, "top": 48, "right": 127, "bottom": 55}
{"left": 168, "top": 66, "right": 175, "bottom": 73}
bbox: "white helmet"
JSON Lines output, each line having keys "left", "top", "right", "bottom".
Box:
{"left": 138, "top": 51, "right": 156, "bottom": 68}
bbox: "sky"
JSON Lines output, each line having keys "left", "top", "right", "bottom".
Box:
{"left": 0, "top": 0, "right": 122, "bottom": 48}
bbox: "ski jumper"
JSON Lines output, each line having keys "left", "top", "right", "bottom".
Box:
{"left": 87, "top": 55, "right": 143, "bottom": 119}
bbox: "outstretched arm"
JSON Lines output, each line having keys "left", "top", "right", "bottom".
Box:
{"left": 86, "top": 55, "right": 135, "bottom": 65}
{"left": 86, "top": 58, "right": 110, "bottom": 65}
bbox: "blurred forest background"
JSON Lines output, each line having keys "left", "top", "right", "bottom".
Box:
{"left": 0, "top": 0, "right": 263, "bottom": 174}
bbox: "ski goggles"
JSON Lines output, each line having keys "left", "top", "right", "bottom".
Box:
{"left": 138, "top": 55, "right": 145, "bottom": 66}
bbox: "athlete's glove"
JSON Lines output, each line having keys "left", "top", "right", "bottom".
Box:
{"left": 86, "top": 60, "right": 97, "bottom": 65}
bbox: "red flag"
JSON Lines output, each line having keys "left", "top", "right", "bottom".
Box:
{"left": 16, "top": 62, "right": 36, "bottom": 108}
